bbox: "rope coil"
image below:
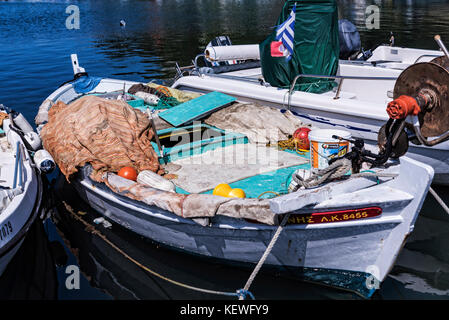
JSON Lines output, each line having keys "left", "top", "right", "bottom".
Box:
{"left": 291, "top": 158, "right": 352, "bottom": 190}
{"left": 269, "top": 138, "right": 307, "bottom": 155}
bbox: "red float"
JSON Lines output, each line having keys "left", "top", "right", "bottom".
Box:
{"left": 293, "top": 127, "right": 311, "bottom": 150}
{"left": 117, "top": 166, "right": 138, "bottom": 181}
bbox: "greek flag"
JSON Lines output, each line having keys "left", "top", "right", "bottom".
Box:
{"left": 275, "top": 3, "right": 296, "bottom": 61}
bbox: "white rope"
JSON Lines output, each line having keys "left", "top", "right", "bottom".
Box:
{"left": 292, "top": 158, "right": 352, "bottom": 189}
{"left": 239, "top": 212, "right": 291, "bottom": 300}
{"left": 291, "top": 158, "right": 399, "bottom": 191}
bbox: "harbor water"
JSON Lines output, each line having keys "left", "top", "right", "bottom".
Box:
{"left": 1, "top": 0, "right": 449, "bottom": 300}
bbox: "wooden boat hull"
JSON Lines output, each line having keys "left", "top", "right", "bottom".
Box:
{"left": 71, "top": 156, "right": 433, "bottom": 298}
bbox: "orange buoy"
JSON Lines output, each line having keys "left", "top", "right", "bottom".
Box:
{"left": 228, "top": 188, "right": 246, "bottom": 198}
{"left": 293, "top": 127, "right": 311, "bottom": 150}
{"left": 117, "top": 166, "right": 138, "bottom": 181}
{"left": 213, "top": 183, "right": 232, "bottom": 197}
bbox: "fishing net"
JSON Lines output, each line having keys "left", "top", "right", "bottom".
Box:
{"left": 40, "top": 95, "right": 163, "bottom": 182}
{"left": 128, "top": 83, "right": 202, "bottom": 110}
{"left": 204, "top": 102, "right": 311, "bottom": 144}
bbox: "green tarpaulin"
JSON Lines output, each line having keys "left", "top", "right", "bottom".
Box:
{"left": 259, "top": 0, "right": 339, "bottom": 93}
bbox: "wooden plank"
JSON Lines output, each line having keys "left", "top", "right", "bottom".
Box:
{"left": 158, "top": 91, "right": 236, "bottom": 127}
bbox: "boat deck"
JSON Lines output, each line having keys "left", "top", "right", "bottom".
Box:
{"left": 0, "top": 137, "right": 15, "bottom": 190}
{"left": 152, "top": 123, "right": 310, "bottom": 197}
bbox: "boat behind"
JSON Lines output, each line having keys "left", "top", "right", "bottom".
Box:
{"left": 172, "top": 45, "right": 449, "bottom": 185}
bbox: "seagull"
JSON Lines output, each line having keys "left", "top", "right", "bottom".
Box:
{"left": 120, "top": 20, "right": 126, "bottom": 27}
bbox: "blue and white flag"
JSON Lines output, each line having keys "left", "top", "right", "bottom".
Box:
{"left": 272, "top": 3, "right": 296, "bottom": 61}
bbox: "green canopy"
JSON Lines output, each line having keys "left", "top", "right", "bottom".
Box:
{"left": 259, "top": 0, "right": 339, "bottom": 93}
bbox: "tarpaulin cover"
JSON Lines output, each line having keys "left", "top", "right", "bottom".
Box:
{"left": 259, "top": 0, "right": 339, "bottom": 93}
{"left": 72, "top": 76, "right": 102, "bottom": 94}
{"left": 40, "top": 95, "right": 162, "bottom": 181}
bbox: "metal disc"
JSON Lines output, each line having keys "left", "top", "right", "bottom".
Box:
{"left": 431, "top": 55, "right": 449, "bottom": 70}
{"left": 377, "top": 124, "right": 409, "bottom": 158}
{"left": 393, "top": 62, "right": 449, "bottom": 137}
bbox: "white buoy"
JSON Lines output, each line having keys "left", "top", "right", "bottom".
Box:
{"left": 12, "top": 113, "right": 34, "bottom": 133}
{"left": 204, "top": 45, "right": 260, "bottom": 62}
{"left": 33, "top": 149, "right": 55, "bottom": 174}
{"left": 134, "top": 91, "right": 160, "bottom": 105}
{"left": 137, "top": 170, "right": 175, "bottom": 192}
{"left": 23, "top": 131, "right": 42, "bottom": 151}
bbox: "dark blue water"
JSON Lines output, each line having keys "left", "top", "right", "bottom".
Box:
{"left": 1, "top": 0, "right": 449, "bottom": 300}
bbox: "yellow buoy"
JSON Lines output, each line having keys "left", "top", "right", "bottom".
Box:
{"left": 228, "top": 188, "right": 246, "bottom": 198}
{"left": 213, "top": 183, "right": 232, "bottom": 197}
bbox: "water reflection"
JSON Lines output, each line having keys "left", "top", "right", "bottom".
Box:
{"left": 382, "top": 185, "right": 449, "bottom": 299}
{"left": 0, "top": 219, "right": 58, "bottom": 299}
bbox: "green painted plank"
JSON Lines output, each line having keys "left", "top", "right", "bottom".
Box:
{"left": 201, "top": 162, "right": 311, "bottom": 198}
{"left": 153, "top": 123, "right": 248, "bottom": 164}
{"left": 158, "top": 91, "right": 236, "bottom": 127}
{"left": 153, "top": 134, "right": 248, "bottom": 164}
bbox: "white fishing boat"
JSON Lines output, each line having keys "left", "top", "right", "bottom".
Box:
{"left": 34, "top": 55, "right": 437, "bottom": 297}
{"left": 0, "top": 105, "right": 44, "bottom": 277}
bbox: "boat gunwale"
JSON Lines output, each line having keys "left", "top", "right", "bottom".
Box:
{"left": 77, "top": 171, "right": 406, "bottom": 232}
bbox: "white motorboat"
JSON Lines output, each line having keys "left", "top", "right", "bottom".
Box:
{"left": 172, "top": 43, "right": 449, "bottom": 185}
{"left": 0, "top": 106, "right": 44, "bottom": 277}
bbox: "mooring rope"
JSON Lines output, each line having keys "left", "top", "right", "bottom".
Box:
{"left": 62, "top": 201, "right": 254, "bottom": 300}
{"left": 275, "top": 138, "right": 307, "bottom": 155}
{"left": 429, "top": 187, "right": 449, "bottom": 216}
{"left": 239, "top": 212, "right": 291, "bottom": 300}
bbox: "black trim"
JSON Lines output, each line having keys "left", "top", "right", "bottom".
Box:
{"left": 57, "top": 72, "right": 88, "bottom": 89}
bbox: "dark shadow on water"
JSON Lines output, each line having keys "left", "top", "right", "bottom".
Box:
{"left": 379, "top": 184, "right": 449, "bottom": 299}
{"left": 0, "top": 218, "right": 58, "bottom": 299}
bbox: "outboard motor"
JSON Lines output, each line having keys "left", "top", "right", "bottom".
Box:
{"left": 338, "top": 19, "right": 361, "bottom": 60}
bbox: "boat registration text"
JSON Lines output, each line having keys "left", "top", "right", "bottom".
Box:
{"left": 287, "top": 207, "right": 382, "bottom": 225}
